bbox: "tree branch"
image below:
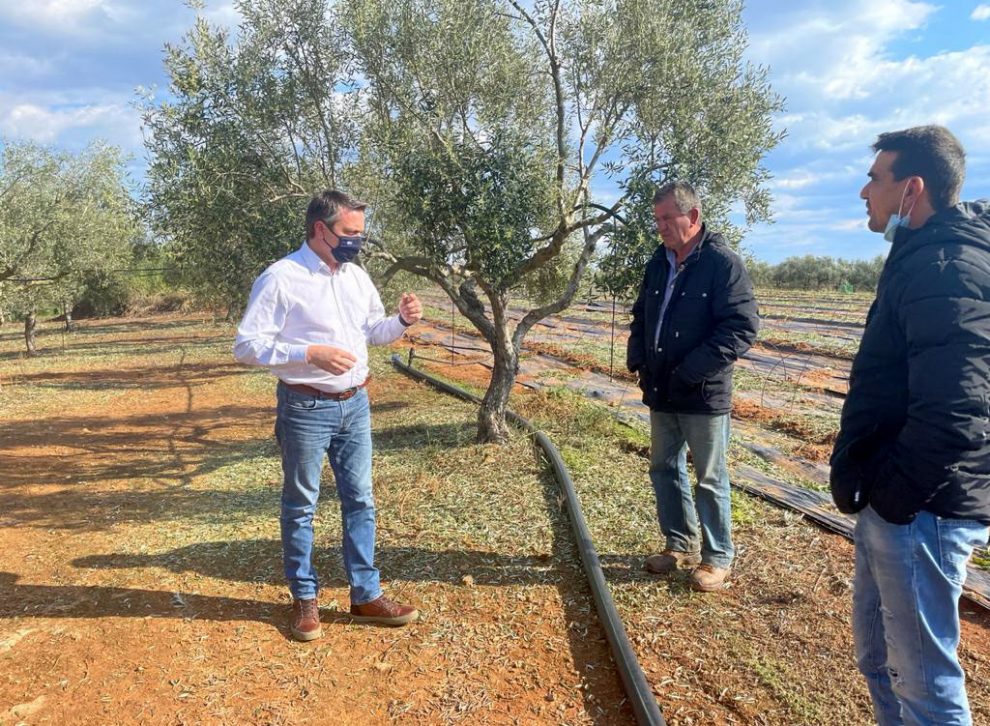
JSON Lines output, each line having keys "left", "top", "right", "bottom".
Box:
{"left": 0, "top": 225, "right": 51, "bottom": 283}
{"left": 512, "top": 224, "right": 607, "bottom": 349}
{"left": 509, "top": 0, "right": 567, "bottom": 221}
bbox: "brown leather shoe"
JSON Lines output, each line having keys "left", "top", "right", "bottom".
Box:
{"left": 290, "top": 598, "right": 322, "bottom": 641}
{"left": 645, "top": 549, "right": 702, "bottom": 574}
{"left": 350, "top": 595, "right": 419, "bottom": 626}
{"left": 690, "top": 563, "right": 731, "bottom": 592}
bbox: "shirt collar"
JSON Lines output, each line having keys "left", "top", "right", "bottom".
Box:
{"left": 298, "top": 240, "right": 333, "bottom": 274}
{"left": 671, "top": 230, "right": 706, "bottom": 268}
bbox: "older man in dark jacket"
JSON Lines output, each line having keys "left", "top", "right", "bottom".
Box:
{"left": 831, "top": 125, "right": 990, "bottom": 725}
{"left": 627, "top": 181, "right": 759, "bottom": 592}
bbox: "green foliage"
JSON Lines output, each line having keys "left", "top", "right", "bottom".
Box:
{"left": 142, "top": 0, "right": 356, "bottom": 312}
{"left": 72, "top": 269, "right": 132, "bottom": 317}
{"left": 749, "top": 255, "right": 885, "bottom": 291}
{"left": 589, "top": 0, "right": 784, "bottom": 299}
{"left": 594, "top": 169, "right": 657, "bottom": 298}
{"left": 0, "top": 139, "right": 137, "bottom": 330}
{"left": 386, "top": 130, "right": 559, "bottom": 292}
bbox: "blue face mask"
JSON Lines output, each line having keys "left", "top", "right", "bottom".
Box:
{"left": 329, "top": 234, "right": 364, "bottom": 264}
{"left": 883, "top": 182, "right": 916, "bottom": 243}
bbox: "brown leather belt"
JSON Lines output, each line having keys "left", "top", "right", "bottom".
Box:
{"left": 280, "top": 379, "right": 368, "bottom": 401}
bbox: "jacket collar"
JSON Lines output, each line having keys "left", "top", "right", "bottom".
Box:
{"left": 887, "top": 200, "right": 990, "bottom": 264}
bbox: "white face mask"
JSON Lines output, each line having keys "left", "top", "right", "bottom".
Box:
{"left": 883, "top": 181, "right": 917, "bottom": 243}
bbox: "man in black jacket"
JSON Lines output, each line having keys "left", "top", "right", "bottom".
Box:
{"left": 831, "top": 125, "right": 990, "bottom": 725}
{"left": 627, "top": 181, "right": 759, "bottom": 592}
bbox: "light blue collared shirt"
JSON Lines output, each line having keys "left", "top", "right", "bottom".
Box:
{"left": 653, "top": 247, "right": 681, "bottom": 350}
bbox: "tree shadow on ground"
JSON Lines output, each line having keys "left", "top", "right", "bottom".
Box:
{"left": 528, "top": 451, "right": 634, "bottom": 723}
{"left": 4, "top": 361, "right": 256, "bottom": 390}
{"left": 0, "top": 571, "right": 302, "bottom": 639}
{"left": 0, "top": 403, "right": 273, "bottom": 487}
{"left": 71, "top": 541, "right": 559, "bottom": 590}
{"left": 0, "top": 318, "right": 228, "bottom": 360}
{"left": 372, "top": 422, "right": 475, "bottom": 452}
{"left": 3, "top": 542, "right": 614, "bottom": 646}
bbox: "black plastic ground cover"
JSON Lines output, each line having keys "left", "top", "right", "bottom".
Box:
{"left": 390, "top": 354, "right": 666, "bottom": 726}
{"left": 732, "top": 463, "right": 990, "bottom": 611}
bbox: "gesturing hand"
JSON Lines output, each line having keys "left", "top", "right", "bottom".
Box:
{"left": 305, "top": 345, "right": 357, "bottom": 375}
{"left": 398, "top": 292, "right": 423, "bottom": 326}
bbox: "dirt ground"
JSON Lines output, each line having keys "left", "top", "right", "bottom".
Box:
{"left": 0, "top": 317, "right": 629, "bottom": 725}
{"left": 3, "top": 313, "right": 990, "bottom": 725}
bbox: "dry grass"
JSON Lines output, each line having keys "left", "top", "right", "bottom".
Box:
{"left": 0, "top": 314, "right": 629, "bottom": 724}
{"left": 4, "top": 311, "right": 988, "bottom": 726}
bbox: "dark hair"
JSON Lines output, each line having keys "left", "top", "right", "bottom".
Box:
{"left": 872, "top": 125, "right": 965, "bottom": 211}
{"left": 653, "top": 180, "right": 702, "bottom": 216}
{"left": 305, "top": 190, "right": 367, "bottom": 240}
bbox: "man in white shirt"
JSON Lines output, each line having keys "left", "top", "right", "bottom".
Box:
{"left": 234, "top": 190, "right": 422, "bottom": 641}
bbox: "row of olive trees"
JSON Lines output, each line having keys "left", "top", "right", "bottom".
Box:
{"left": 0, "top": 140, "right": 139, "bottom": 353}
{"left": 142, "top": 0, "right": 784, "bottom": 442}
{"left": 747, "top": 255, "right": 885, "bottom": 292}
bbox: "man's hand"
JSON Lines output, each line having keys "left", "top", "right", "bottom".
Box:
{"left": 398, "top": 292, "right": 422, "bottom": 326}
{"left": 305, "top": 345, "right": 357, "bottom": 375}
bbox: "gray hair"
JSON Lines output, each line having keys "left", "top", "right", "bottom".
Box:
{"left": 653, "top": 181, "right": 702, "bottom": 216}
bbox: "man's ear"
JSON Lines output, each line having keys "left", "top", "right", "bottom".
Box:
{"left": 319, "top": 220, "right": 335, "bottom": 245}
{"left": 903, "top": 176, "right": 924, "bottom": 206}
{"left": 688, "top": 207, "right": 701, "bottom": 226}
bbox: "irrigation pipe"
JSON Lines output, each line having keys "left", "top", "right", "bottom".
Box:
{"left": 390, "top": 352, "right": 666, "bottom": 726}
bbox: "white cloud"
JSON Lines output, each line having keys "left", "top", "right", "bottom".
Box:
{"left": 202, "top": 1, "right": 241, "bottom": 31}
{"left": 0, "top": 92, "right": 143, "bottom": 150}
{"left": 0, "top": 0, "right": 116, "bottom": 38}
{"left": 770, "top": 164, "right": 862, "bottom": 192}
{"left": 0, "top": 51, "right": 57, "bottom": 79}
{"left": 973, "top": 4, "right": 990, "bottom": 21}
{"left": 831, "top": 218, "right": 868, "bottom": 232}
{"left": 747, "top": 0, "right": 937, "bottom": 101}
{"left": 0, "top": 0, "right": 233, "bottom": 44}
{"left": 761, "top": 42, "right": 990, "bottom": 158}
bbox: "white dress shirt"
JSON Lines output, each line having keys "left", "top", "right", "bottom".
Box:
{"left": 234, "top": 242, "right": 408, "bottom": 392}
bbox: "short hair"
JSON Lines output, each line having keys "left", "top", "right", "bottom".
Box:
{"left": 653, "top": 180, "right": 702, "bottom": 216}
{"left": 305, "top": 190, "right": 367, "bottom": 240}
{"left": 872, "top": 125, "right": 965, "bottom": 211}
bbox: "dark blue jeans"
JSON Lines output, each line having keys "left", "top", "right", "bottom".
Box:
{"left": 275, "top": 384, "right": 381, "bottom": 605}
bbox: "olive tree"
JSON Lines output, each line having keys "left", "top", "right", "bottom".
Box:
{"left": 0, "top": 140, "right": 136, "bottom": 353}
{"left": 142, "top": 0, "right": 357, "bottom": 315}
{"left": 144, "top": 0, "right": 782, "bottom": 441}
{"left": 348, "top": 0, "right": 783, "bottom": 441}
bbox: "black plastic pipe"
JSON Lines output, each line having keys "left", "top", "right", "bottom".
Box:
{"left": 391, "top": 353, "right": 666, "bottom": 726}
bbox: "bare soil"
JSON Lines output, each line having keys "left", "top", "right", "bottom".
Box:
{"left": 0, "top": 316, "right": 628, "bottom": 725}
{"left": 4, "top": 309, "right": 989, "bottom": 726}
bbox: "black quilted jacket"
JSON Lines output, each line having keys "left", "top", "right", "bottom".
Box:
{"left": 627, "top": 227, "right": 759, "bottom": 415}
{"left": 830, "top": 200, "right": 990, "bottom": 524}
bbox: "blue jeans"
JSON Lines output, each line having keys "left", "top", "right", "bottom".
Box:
{"left": 649, "top": 411, "right": 733, "bottom": 568}
{"left": 275, "top": 384, "right": 381, "bottom": 605}
{"left": 854, "top": 505, "right": 989, "bottom": 725}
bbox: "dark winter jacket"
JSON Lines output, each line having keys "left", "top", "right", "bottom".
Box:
{"left": 626, "top": 226, "right": 759, "bottom": 414}
{"left": 830, "top": 200, "right": 990, "bottom": 525}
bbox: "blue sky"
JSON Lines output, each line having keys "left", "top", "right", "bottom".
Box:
{"left": 1, "top": 0, "right": 987, "bottom": 263}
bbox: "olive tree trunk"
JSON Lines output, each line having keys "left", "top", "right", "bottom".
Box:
{"left": 477, "top": 343, "right": 518, "bottom": 443}
{"left": 24, "top": 309, "right": 38, "bottom": 356}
